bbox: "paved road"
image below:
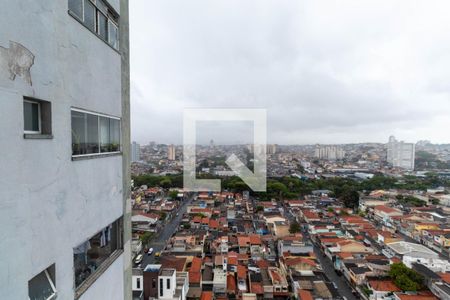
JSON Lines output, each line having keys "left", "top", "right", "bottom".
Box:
{"left": 311, "top": 242, "right": 358, "bottom": 300}
{"left": 140, "top": 194, "right": 194, "bottom": 268}
{"left": 298, "top": 225, "right": 358, "bottom": 300}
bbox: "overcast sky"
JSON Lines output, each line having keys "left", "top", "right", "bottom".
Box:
{"left": 130, "top": 0, "right": 450, "bottom": 145}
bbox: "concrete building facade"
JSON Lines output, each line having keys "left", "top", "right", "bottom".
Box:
{"left": 0, "top": 0, "right": 131, "bottom": 299}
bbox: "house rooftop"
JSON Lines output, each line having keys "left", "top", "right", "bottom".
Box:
{"left": 387, "top": 241, "right": 438, "bottom": 257}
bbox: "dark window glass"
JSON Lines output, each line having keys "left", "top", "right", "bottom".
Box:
{"left": 109, "top": 118, "right": 120, "bottom": 152}
{"left": 152, "top": 278, "right": 156, "bottom": 288}
{"left": 136, "top": 278, "right": 141, "bottom": 289}
{"left": 28, "top": 266, "right": 56, "bottom": 300}
{"left": 159, "top": 278, "right": 163, "bottom": 296}
{"left": 86, "top": 114, "right": 99, "bottom": 154}
{"left": 24, "top": 101, "right": 40, "bottom": 132}
{"left": 167, "top": 278, "right": 170, "bottom": 289}
{"left": 98, "top": 12, "right": 108, "bottom": 40}
{"left": 72, "top": 111, "right": 87, "bottom": 155}
{"left": 100, "top": 116, "right": 110, "bottom": 153}
{"left": 84, "top": 0, "right": 96, "bottom": 31}
{"left": 68, "top": 0, "right": 83, "bottom": 20}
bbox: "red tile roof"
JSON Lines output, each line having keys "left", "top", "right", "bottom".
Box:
{"left": 374, "top": 205, "right": 401, "bottom": 214}
{"left": 237, "top": 265, "right": 247, "bottom": 279}
{"left": 368, "top": 280, "right": 401, "bottom": 292}
{"left": 209, "top": 219, "right": 219, "bottom": 229}
{"left": 251, "top": 282, "right": 264, "bottom": 294}
{"left": 227, "top": 274, "right": 236, "bottom": 293}
{"left": 200, "top": 291, "right": 213, "bottom": 300}
{"left": 249, "top": 234, "right": 262, "bottom": 245}
{"left": 298, "top": 290, "right": 313, "bottom": 300}
{"left": 438, "top": 272, "right": 450, "bottom": 284}
{"left": 190, "top": 257, "right": 202, "bottom": 272}
{"left": 238, "top": 236, "right": 251, "bottom": 247}
{"left": 285, "top": 257, "right": 317, "bottom": 267}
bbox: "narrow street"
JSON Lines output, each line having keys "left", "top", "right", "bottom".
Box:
{"left": 140, "top": 194, "right": 194, "bottom": 267}
{"left": 311, "top": 243, "right": 358, "bottom": 300}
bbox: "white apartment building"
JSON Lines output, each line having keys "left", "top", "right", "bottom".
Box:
{"left": 167, "top": 144, "right": 176, "bottom": 161}
{"left": 0, "top": 0, "right": 131, "bottom": 299}
{"left": 387, "top": 135, "right": 415, "bottom": 170}
{"left": 314, "top": 145, "right": 345, "bottom": 160}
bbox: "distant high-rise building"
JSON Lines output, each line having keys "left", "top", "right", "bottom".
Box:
{"left": 131, "top": 141, "right": 141, "bottom": 162}
{"left": 387, "top": 136, "right": 415, "bottom": 170}
{"left": 168, "top": 144, "right": 176, "bottom": 160}
{"left": 209, "top": 139, "right": 214, "bottom": 149}
{"left": 315, "top": 145, "right": 345, "bottom": 160}
{"left": 0, "top": 0, "right": 131, "bottom": 299}
{"left": 267, "top": 144, "right": 277, "bottom": 155}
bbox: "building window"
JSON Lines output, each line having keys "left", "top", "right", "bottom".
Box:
{"left": 28, "top": 264, "right": 56, "bottom": 300}
{"left": 68, "top": 0, "right": 120, "bottom": 50}
{"left": 24, "top": 100, "right": 40, "bottom": 133}
{"left": 167, "top": 278, "right": 170, "bottom": 289}
{"left": 71, "top": 109, "right": 121, "bottom": 157}
{"left": 152, "top": 278, "right": 156, "bottom": 288}
{"left": 136, "top": 277, "right": 141, "bottom": 289}
{"left": 159, "top": 278, "right": 163, "bottom": 297}
{"left": 23, "top": 97, "right": 52, "bottom": 138}
{"left": 73, "top": 217, "right": 123, "bottom": 288}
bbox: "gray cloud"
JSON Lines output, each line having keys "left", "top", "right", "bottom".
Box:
{"left": 130, "top": 0, "right": 450, "bottom": 145}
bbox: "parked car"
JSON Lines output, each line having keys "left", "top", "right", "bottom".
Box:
{"left": 154, "top": 252, "right": 161, "bottom": 257}
{"left": 147, "top": 248, "right": 154, "bottom": 255}
{"left": 134, "top": 254, "right": 143, "bottom": 264}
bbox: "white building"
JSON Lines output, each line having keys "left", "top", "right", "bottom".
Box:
{"left": 131, "top": 141, "right": 141, "bottom": 162}
{"left": 0, "top": 0, "right": 131, "bottom": 299}
{"left": 158, "top": 268, "right": 189, "bottom": 300}
{"left": 315, "top": 145, "right": 345, "bottom": 160}
{"left": 168, "top": 144, "right": 176, "bottom": 161}
{"left": 387, "top": 136, "right": 415, "bottom": 170}
{"left": 386, "top": 242, "right": 450, "bottom": 272}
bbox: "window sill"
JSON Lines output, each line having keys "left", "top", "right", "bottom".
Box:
{"left": 72, "top": 152, "right": 122, "bottom": 161}
{"left": 24, "top": 133, "right": 53, "bottom": 139}
{"left": 74, "top": 249, "right": 123, "bottom": 299}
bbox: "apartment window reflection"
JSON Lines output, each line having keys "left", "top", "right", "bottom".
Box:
{"left": 73, "top": 218, "right": 123, "bottom": 288}
{"left": 71, "top": 109, "right": 121, "bottom": 157}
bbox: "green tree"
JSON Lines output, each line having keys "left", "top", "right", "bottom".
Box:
{"left": 140, "top": 232, "right": 153, "bottom": 246}
{"left": 159, "top": 178, "right": 172, "bottom": 188}
{"left": 340, "top": 187, "right": 360, "bottom": 208}
{"left": 168, "top": 190, "right": 179, "bottom": 199}
{"left": 389, "top": 263, "right": 423, "bottom": 291}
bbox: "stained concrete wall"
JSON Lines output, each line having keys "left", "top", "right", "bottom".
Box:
{"left": 0, "top": 0, "right": 128, "bottom": 299}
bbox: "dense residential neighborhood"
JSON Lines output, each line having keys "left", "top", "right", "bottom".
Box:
{"left": 130, "top": 181, "right": 450, "bottom": 300}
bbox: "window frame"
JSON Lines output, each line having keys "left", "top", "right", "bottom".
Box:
{"left": 68, "top": 0, "right": 120, "bottom": 51}
{"left": 28, "top": 267, "right": 57, "bottom": 300}
{"left": 71, "top": 108, "right": 121, "bottom": 158}
{"left": 24, "top": 99, "right": 41, "bottom": 134}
